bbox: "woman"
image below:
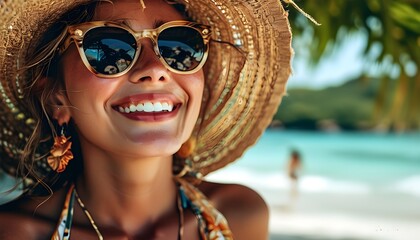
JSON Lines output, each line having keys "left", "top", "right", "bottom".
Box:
{"left": 0, "top": 0, "right": 292, "bottom": 239}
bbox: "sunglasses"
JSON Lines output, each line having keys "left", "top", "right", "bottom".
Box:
{"left": 59, "top": 20, "right": 211, "bottom": 77}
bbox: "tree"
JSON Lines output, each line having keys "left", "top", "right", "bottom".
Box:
{"left": 286, "top": 0, "right": 420, "bottom": 131}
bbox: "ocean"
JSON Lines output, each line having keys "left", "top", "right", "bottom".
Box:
{"left": 206, "top": 129, "right": 420, "bottom": 221}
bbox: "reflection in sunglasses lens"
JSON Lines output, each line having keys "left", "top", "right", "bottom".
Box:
{"left": 83, "top": 27, "right": 136, "bottom": 75}
{"left": 158, "top": 27, "right": 204, "bottom": 71}
{"left": 81, "top": 25, "right": 205, "bottom": 75}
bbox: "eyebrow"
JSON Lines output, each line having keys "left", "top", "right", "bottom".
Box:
{"left": 116, "top": 19, "right": 168, "bottom": 30}
{"left": 153, "top": 20, "right": 167, "bottom": 28}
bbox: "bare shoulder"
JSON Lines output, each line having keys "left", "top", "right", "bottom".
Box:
{"left": 0, "top": 209, "right": 42, "bottom": 239}
{"left": 0, "top": 190, "right": 66, "bottom": 239}
{"left": 198, "top": 181, "right": 269, "bottom": 240}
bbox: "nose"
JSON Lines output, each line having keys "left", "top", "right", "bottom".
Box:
{"left": 127, "top": 39, "right": 170, "bottom": 83}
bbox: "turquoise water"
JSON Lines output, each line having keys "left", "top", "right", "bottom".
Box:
{"left": 208, "top": 130, "right": 420, "bottom": 197}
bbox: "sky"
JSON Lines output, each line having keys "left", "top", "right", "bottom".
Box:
{"left": 288, "top": 31, "right": 367, "bottom": 89}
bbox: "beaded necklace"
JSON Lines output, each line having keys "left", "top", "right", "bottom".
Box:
{"left": 51, "top": 179, "right": 233, "bottom": 240}
{"left": 73, "top": 187, "right": 185, "bottom": 240}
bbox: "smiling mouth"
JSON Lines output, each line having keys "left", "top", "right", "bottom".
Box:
{"left": 114, "top": 101, "right": 180, "bottom": 113}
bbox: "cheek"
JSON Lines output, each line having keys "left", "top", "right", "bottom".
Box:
{"left": 61, "top": 49, "right": 92, "bottom": 92}
{"left": 186, "top": 71, "right": 205, "bottom": 110}
{"left": 182, "top": 71, "right": 205, "bottom": 138}
{"left": 61, "top": 50, "right": 116, "bottom": 112}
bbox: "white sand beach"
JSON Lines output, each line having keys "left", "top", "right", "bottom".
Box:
{"left": 267, "top": 191, "right": 420, "bottom": 240}
{"left": 269, "top": 211, "right": 419, "bottom": 240}
{"left": 207, "top": 170, "right": 420, "bottom": 240}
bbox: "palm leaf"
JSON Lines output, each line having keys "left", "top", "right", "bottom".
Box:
{"left": 287, "top": 0, "right": 420, "bottom": 131}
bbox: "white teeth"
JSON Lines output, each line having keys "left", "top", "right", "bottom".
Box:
{"left": 136, "top": 103, "right": 144, "bottom": 111}
{"left": 161, "top": 102, "right": 173, "bottom": 111}
{"left": 143, "top": 102, "right": 154, "bottom": 112}
{"left": 154, "top": 102, "right": 163, "bottom": 111}
{"left": 162, "top": 102, "right": 169, "bottom": 110}
{"left": 118, "top": 101, "right": 174, "bottom": 113}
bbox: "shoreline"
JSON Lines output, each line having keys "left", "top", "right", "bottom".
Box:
{"left": 269, "top": 209, "right": 420, "bottom": 240}
{"left": 262, "top": 189, "right": 420, "bottom": 240}
{"left": 206, "top": 168, "right": 420, "bottom": 240}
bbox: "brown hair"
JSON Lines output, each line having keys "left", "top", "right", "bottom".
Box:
{"left": 16, "top": 1, "right": 101, "bottom": 196}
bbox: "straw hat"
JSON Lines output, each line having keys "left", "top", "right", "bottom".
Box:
{"left": 0, "top": 0, "right": 292, "bottom": 190}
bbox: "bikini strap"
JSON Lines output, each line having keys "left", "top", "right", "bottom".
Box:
{"left": 51, "top": 184, "right": 76, "bottom": 240}
{"left": 50, "top": 181, "right": 233, "bottom": 240}
{"left": 176, "top": 178, "right": 234, "bottom": 240}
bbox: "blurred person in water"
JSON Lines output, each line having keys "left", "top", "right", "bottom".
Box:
{"left": 287, "top": 149, "right": 303, "bottom": 204}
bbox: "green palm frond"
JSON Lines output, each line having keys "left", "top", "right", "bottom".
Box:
{"left": 286, "top": 0, "right": 420, "bottom": 131}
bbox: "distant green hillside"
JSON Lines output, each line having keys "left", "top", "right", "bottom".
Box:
{"left": 274, "top": 78, "right": 382, "bottom": 131}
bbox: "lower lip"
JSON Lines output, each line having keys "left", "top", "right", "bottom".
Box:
{"left": 115, "top": 107, "right": 180, "bottom": 121}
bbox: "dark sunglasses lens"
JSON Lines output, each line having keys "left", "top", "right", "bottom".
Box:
{"left": 83, "top": 27, "right": 136, "bottom": 75}
{"left": 158, "top": 27, "right": 205, "bottom": 72}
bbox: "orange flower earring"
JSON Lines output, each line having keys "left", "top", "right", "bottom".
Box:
{"left": 47, "top": 124, "right": 73, "bottom": 173}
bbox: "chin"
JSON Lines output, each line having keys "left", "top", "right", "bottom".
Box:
{"left": 128, "top": 140, "right": 182, "bottom": 158}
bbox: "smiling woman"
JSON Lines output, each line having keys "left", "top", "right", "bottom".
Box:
{"left": 0, "top": 0, "right": 292, "bottom": 239}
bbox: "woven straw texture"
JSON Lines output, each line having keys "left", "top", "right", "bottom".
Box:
{"left": 0, "top": 0, "right": 292, "bottom": 180}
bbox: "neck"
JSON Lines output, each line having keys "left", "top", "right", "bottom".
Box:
{"left": 75, "top": 148, "right": 177, "bottom": 235}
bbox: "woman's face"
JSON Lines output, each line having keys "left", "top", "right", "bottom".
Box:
{"left": 58, "top": 0, "right": 204, "bottom": 158}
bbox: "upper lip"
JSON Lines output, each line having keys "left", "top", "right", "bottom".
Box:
{"left": 111, "top": 93, "right": 182, "bottom": 109}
